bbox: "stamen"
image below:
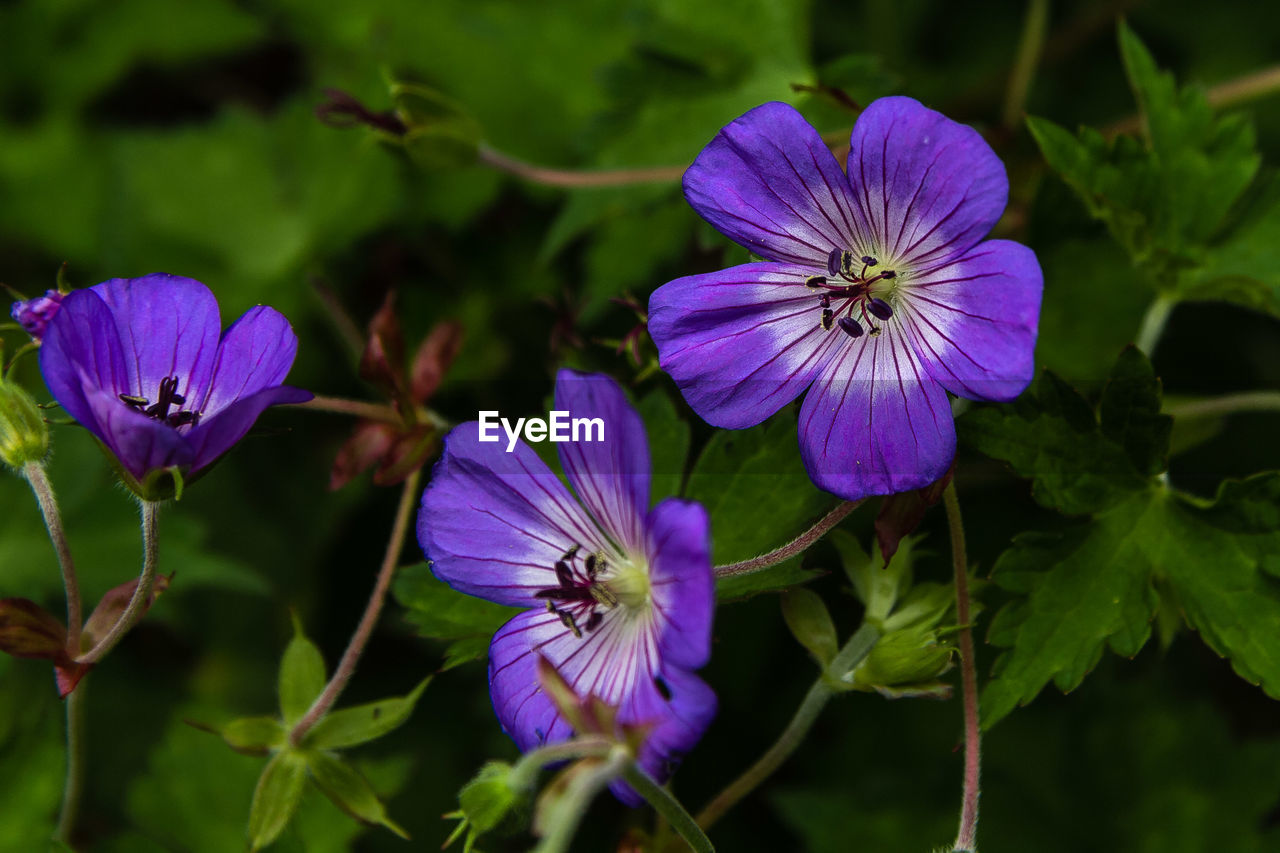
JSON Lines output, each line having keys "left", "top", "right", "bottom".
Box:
{"left": 558, "top": 610, "right": 582, "bottom": 638}
{"left": 590, "top": 584, "right": 620, "bottom": 609}
{"left": 838, "top": 317, "right": 864, "bottom": 338}
{"left": 819, "top": 293, "right": 831, "bottom": 309}
{"left": 583, "top": 612, "right": 604, "bottom": 633}
{"left": 821, "top": 308, "right": 834, "bottom": 331}
{"left": 881, "top": 270, "right": 897, "bottom": 279}
{"left": 861, "top": 256, "right": 878, "bottom": 266}
{"left": 840, "top": 251, "right": 857, "bottom": 278}
{"left": 119, "top": 394, "right": 148, "bottom": 410}
{"left": 555, "top": 561, "right": 573, "bottom": 587}
{"left": 867, "top": 298, "right": 894, "bottom": 320}
{"left": 805, "top": 275, "right": 827, "bottom": 289}
{"left": 826, "top": 248, "right": 842, "bottom": 277}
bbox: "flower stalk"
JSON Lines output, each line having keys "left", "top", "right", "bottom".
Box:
{"left": 290, "top": 468, "right": 422, "bottom": 744}
{"left": 55, "top": 683, "right": 86, "bottom": 845}
{"left": 944, "top": 482, "right": 981, "bottom": 853}
{"left": 620, "top": 762, "right": 716, "bottom": 853}
{"left": 532, "top": 747, "right": 632, "bottom": 853}
{"left": 1164, "top": 391, "right": 1280, "bottom": 419}
{"left": 695, "top": 621, "right": 880, "bottom": 830}
{"left": 714, "top": 500, "right": 863, "bottom": 579}
{"left": 77, "top": 500, "right": 161, "bottom": 665}
{"left": 23, "top": 461, "right": 82, "bottom": 652}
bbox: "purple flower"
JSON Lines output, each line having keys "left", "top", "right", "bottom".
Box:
{"left": 38, "top": 274, "right": 311, "bottom": 493}
{"left": 10, "top": 290, "right": 65, "bottom": 339}
{"left": 648, "top": 98, "right": 1042, "bottom": 500}
{"left": 418, "top": 370, "right": 716, "bottom": 802}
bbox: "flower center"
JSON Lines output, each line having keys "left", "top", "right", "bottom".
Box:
{"left": 534, "top": 544, "right": 651, "bottom": 639}
{"left": 802, "top": 249, "right": 899, "bottom": 340}
{"left": 119, "top": 375, "right": 202, "bottom": 429}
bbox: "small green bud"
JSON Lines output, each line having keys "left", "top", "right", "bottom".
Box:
{"left": 0, "top": 379, "right": 49, "bottom": 468}
{"left": 781, "top": 588, "right": 839, "bottom": 667}
{"left": 459, "top": 761, "right": 522, "bottom": 834}
{"left": 850, "top": 623, "right": 954, "bottom": 696}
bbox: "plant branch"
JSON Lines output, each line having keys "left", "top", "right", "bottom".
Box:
{"left": 696, "top": 622, "right": 880, "bottom": 830}
{"left": 1164, "top": 391, "right": 1280, "bottom": 419}
{"left": 945, "top": 482, "right": 981, "bottom": 853}
{"left": 23, "top": 461, "right": 82, "bottom": 651}
{"left": 477, "top": 144, "right": 685, "bottom": 188}
{"left": 714, "top": 500, "right": 862, "bottom": 579}
{"left": 1002, "top": 0, "right": 1051, "bottom": 129}
{"left": 532, "top": 748, "right": 631, "bottom": 853}
{"left": 76, "top": 500, "right": 161, "bottom": 665}
{"left": 1105, "top": 63, "right": 1280, "bottom": 137}
{"left": 55, "top": 684, "right": 86, "bottom": 845}
{"left": 509, "top": 737, "right": 614, "bottom": 790}
{"left": 296, "top": 394, "right": 402, "bottom": 423}
{"left": 621, "top": 762, "right": 715, "bottom": 853}
{"left": 290, "top": 469, "right": 422, "bottom": 744}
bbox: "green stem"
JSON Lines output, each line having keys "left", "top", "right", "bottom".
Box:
{"left": 621, "top": 763, "right": 715, "bottom": 853}
{"left": 290, "top": 469, "right": 422, "bottom": 744}
{"left": 532, "top": 748, "right": 630, "bottom": 853}
{"left": 944, "top": 483, "right": 981, "bottom": 853}
{"left": 55, "top": 683, "right": 86, "bottom": 846}
{"left": 477, "top": 144, "right": 684, "bottom": 188}
{"left": 23, "top": 462, "right": 82, "bottom": 651}
{"left": 296, "top": 394, "right": 402, "bottom": 423}
{"left": 1002, "top": 0, "right": 1051, "bottom": 129}
{"left": 695, "top": 622, "right": 880, "bottom": 830}
{"left": 714, "top": 500, "right": 863, "bottom": 580}
{"left": 508, "top": 737, "right": 614, "bottom": 790}
{"left": 76, "top": 500, "right": 160, "bottom": 665}
{"left": 1135, "top": 293, "right": 1177, "bottom": 357}
{"left": 1164, "top": 391, "right": 1280, "bottom": 419}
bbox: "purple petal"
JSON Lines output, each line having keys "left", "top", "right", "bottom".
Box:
{"left": 183, "top": 385, "right": 311, "bottom": 474}
{"left": 81, "top": 381, "right": 195, "bottom": 479}
{"left": 798, "top": 332, "right": 954, "bottom": 500}
{"left": 645, "top": 499, "right": 713, "bottom": 670}
{"left": 90, "top": 274, "right": 221, "bottom": 407}
{"left": 846, "top": 97, "right": 1008, "bottom": 268}
{"left": 487, "top": 608, "right": 576, "bottom": 753}
{"left": 898, "top": 239, "right": 1042, "bottom": 402}
{"left": 199, "top": 306, "right": 300, "bottom": 417}
{"left": 684, "top": 102, "right": 859, "bottom": 266}
{"left": 419, "top": 422, "right": 610, "bottom": 607}
{"left": 648, "top": 262, "right": 844, "bottom": 429}
{"left": 618, "top": 666, "right": 717, "bottom": 802}
{"left": 554, "top": 370, "right": 649, "bottom": 552}
{"left": 38, "top": 288, "right": 130, "bottom": 438}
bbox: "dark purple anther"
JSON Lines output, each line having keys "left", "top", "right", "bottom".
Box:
{"left": 826, "top": 248, "right": 842, "bottom": 277}
{"left": 867, "top": 298, "right": 894, "bottom": 320}
{"left": 881, "top": 270, "right": 897, "bottom": 279}
{"left": 821, "top": 308, "right": 834, "bottom": 330}
{"left": 10, "top": 290, "right": 65, "bottom": 340}
{"left": 837, "top": 317, "right": 864, "bottom": 338}
{"left": 805, "top": 275, "right": 827, "bottom": 288}
{"left": 861, "top": 256, "right": 877, "bottom": 266}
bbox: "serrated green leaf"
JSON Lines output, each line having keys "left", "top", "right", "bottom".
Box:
{"left": 279, "top": 615, "right": 327, "bottom": 726}
{"left": 393, "top": 564, "right": 521, "bottom": 668}
{"left": 247, "top": 751, "right": 308, "bottom": 851}
{"left": 1183, "top": 171, "right": 1280, "bottom": 317}
{"left": 685, "top": 408, "right": 837, "bottom": 599}
{"left": 1098, "top": 346, "right": 1173, "bottom": 476}
{"left": 781, "top": 588, "right": 839, "bottom": 667}
{"left": 303, "top": 678, "right": 430, "bottom": 750}
{"left": 221, "top": 716, "right": 286, "bottom": 756}
{"left": 305, "top": 751, "right": 409, "bottom": 839}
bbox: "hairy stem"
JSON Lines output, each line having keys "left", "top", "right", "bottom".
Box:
{"left": 696, "top": 622, "right": 880, "bottom": 830}
{"left": 532, "top": 748, "right": 631, "bottom": 853}
{"left": 621, "top": 763, "right": 715, "bottom": 853}
{"left": 1135, "top": 293, "right": 1177, "bottom": 356}
{"left": 290, "top": 469, "right": 422, "bottom": 744}
{"left": 945, "top": 483, "right": 981, "bottom": 853}
{"left": 1105, "top": 63, "right": 1280, "bottom": 137}
{"left": 714, "top": 500, "right": 863, "bottom": 579}
{"left": 296, "top": 394, "right": 402, "bottom": 423}
{"left": 55, "top": 683, "right": 86, "bottom": 845}
{"left": 1164, "top": 391, "right": 1280, "bottom": 419}
{"left": 23, "top": 462, "right": 82, "bottom": 651}
{"left": 509, "top": 737, "right": 614, "bottom": 790}
{"left": 478, "top": 144, "right": 684, "bottom": 188}
{"left": 76, "top": 500, "right": 160, "bottom": 665}
{"left": 1002, "top": 0, "right": 1051, "bottom": 129}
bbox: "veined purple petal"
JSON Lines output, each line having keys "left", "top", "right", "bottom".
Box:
{"left": 199, "top": 306, "right": 300, "bottom": 417}
{"left": 554, "top": 370, "right": 649, "bottom": 553}
{"left": 799, "top": 332, "right": 954, "bottom": 500}
{"left": 648, "top": 263, "right": 844, "bottom": 429}
{"left": 487, "top": 609, "right": 575, "bottom": 752}
{"left": 419, "top": 422, "right": 609, "bottom": 607}
{"left": 184, "top": 384, "right": 311, "bottom": 473}
{"left": 846, "top": 97, "right": 1007, "bottom": 267}
{"left": 38, "top": 289, "right": 130, "bottom": 439}
{"left": 645, "top": 498, "right": 713, "bottom": 670}
{"left": 90, "top": 274, "right": 221, "bottom": 406}
{"left": 81, "top": 380, "right": 195, "bottom": 479}
{"left": 899, "top": 239, "right": 1043, "bottom": 402}
{"left": 684, "top": 102, "right": 859, "bottom": 266}
{"left": 618, "top": 666, "right": 717, "bottom": 803}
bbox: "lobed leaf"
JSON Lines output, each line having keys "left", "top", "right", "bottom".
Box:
{"left": 393, "top": 564, "right": 521, "bottom": 669}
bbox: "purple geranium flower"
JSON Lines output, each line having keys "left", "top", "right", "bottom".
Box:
{"left": 648, "top": 97, "right": 1042, "bottom": 500}
{"left": 38, "top": 273, "right": 311, "bottom": 493}
{"left": 10, "top": 289, "right": 65, "bottom": 339}
{"left": 418, "top": 370, "right": 716, "bottom": 802}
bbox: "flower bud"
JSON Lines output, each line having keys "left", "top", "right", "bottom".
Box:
{"left": 10, "top": 289, "right": 64, "bottom": 339}
{"left": 0, "top": 379, "right": 49, "bottom": 468}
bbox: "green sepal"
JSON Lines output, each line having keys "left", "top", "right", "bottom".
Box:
{"left": 305, "top": 750, "right": 409, "bottom": 839}
{"left": 849, "top": 622, "right": 954, "bottom": 695}
{"left": 388, "top": 80, "right": 482, "bottom": 169}
{"left": 780, "top": 588, "right": 838, "bottom": 668}
{"left": 302, "top": 678, "right": 431, "bottom": 750}
{"left": 278, "top": 613, "right": 326, "bottom": 726}
{"left": 247, "top": 750, "right": 308, "bottom": 851}
{"left": 220, "top": 716, "right": 286, "bottom": 756}
{"left": 836, "top": 529, "right": 920, "bottom": 626}
{"left": 0, "top": 379, "right": 48, "bottom": 469}
{"left": 458, "top": 760, "right": 522, "bottom": 834}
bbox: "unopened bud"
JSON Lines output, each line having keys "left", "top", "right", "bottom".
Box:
{"left": 10, "top": 290, "right": 64, "bottom": 339}
{"left": 0, "top": 380, "right": 49, "bottom": 468}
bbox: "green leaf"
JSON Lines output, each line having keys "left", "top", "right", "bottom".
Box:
{"left": 635, "top": 387, "right": 690, "bottom": 504}
{"left": 393, "top": 564, "right": 521, "bottom": 668}
{"left": 983, "top": 474, "right": 1280, "bottom": 727}
{"left": 279, "top": 615, "right": 327, "bottom": 726}
{"left": 685, "top": 408, "right": 836, "bottom": 599}
{"left": 1182, "top": 170, "right": 1280, "bottom": 317}
{"left": 304, "top": 751, "right": 409, "bottom": 839}
{"left": 780, "top": 588, "right": 838, "bottom": 667}
{"left": 958, "top": 348, "right": 1168, "bottom": 514}
{"left": 247, "top": 751, "right": 308, "bottom": 851}
{"left": 303, "top": 678, "right": 430, "bottom": 750}
{"left": 220, "top": 716, "right": 286, "bottom": 756}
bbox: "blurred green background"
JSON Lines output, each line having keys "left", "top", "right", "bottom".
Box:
{"left": 2, "top": 0, "right": 1279, "bottom": 850}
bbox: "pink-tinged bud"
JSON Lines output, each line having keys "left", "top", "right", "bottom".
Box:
{"left": 10, "top": 289, "right": 64, "bottom": 339}
{"left": 410, "top": 321, "right": 464, "bottom": 402}
{"left": 0, "top": 597, "right": 91, "bottom": 697}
